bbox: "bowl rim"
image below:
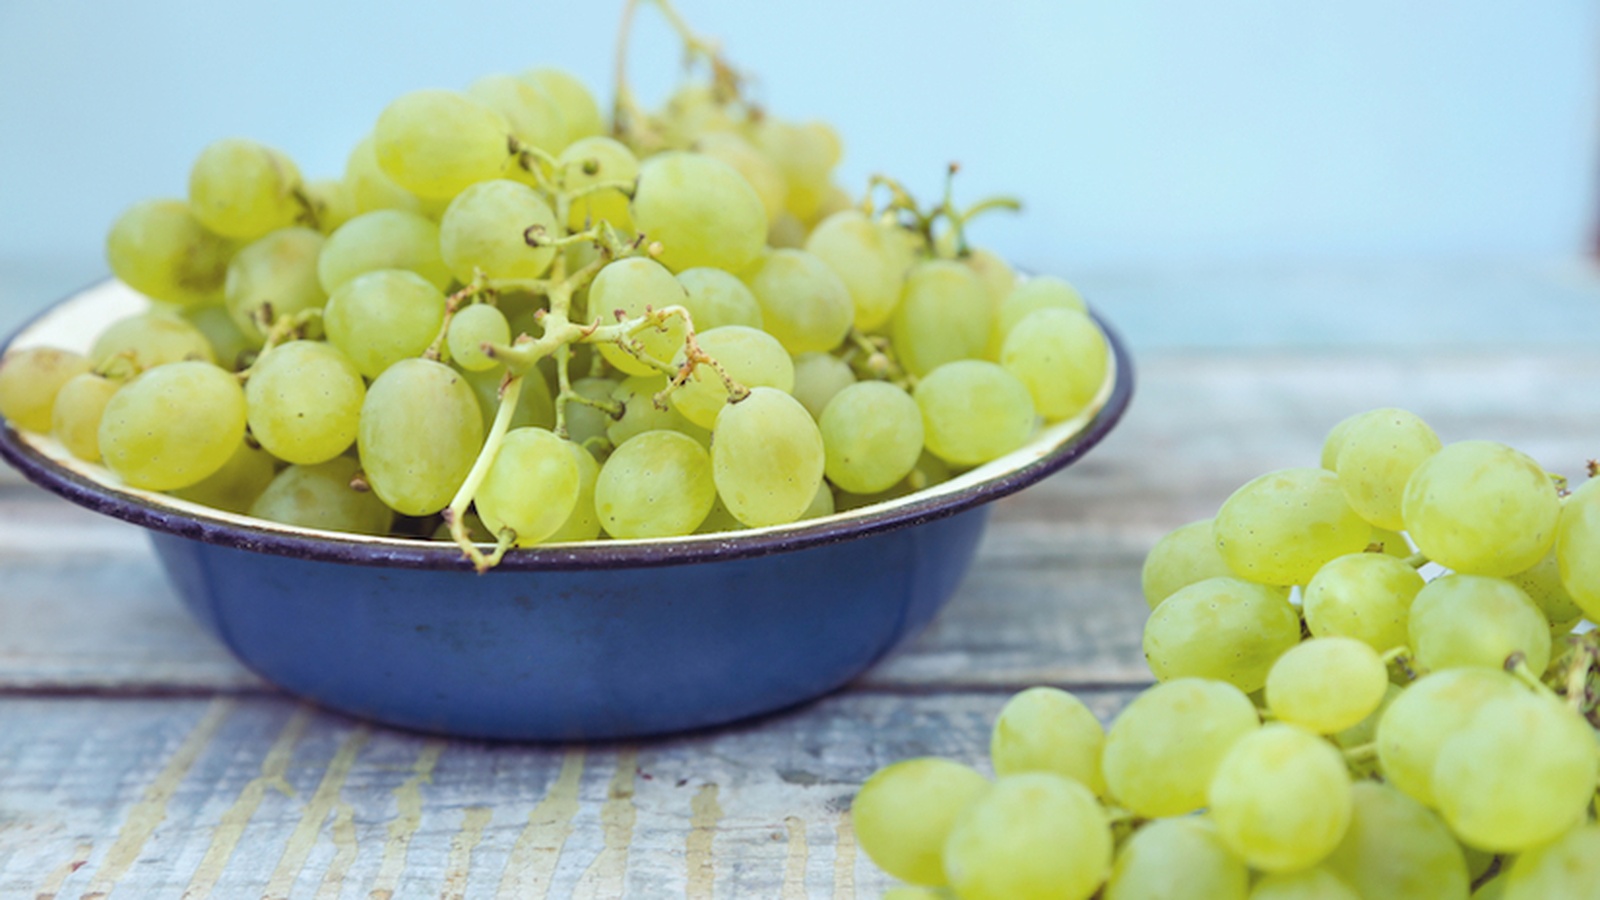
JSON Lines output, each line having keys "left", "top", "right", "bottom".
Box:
{"left": 0, "top": 278, "right": 1135, "bottom": 572}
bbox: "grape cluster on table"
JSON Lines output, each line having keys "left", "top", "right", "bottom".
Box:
{"left": 854, "top": 407, "right": 1600, "bottom": 899}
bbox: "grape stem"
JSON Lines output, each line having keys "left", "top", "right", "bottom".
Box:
{"left": 1507, "top": 655, "right": 1561, "bottom": 701}
{"left": 424, "top": 275, "right": 494, "bottom": 363}
{"left": 1401, "top": 551, "right": 1429, "bottom": 569}
{"left": 444, "top": 372, "right": 525, "bottom": 572}
{"left": 1340, "top": 742, "right": 1377, "bottom": 764}
{"left": 612, "top": 0, "right": 743, "bottom": 152}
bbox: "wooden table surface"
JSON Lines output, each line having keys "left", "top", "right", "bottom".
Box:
{"left": 2, "top": 260, "right": 1598, "bottom": 898}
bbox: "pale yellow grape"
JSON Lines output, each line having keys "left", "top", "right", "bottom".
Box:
{"left": 467, "top": 73, "right": 566, "bottom": 153}
{"left": 990, "top": 275, "right": 1087, "bottom": 356}
{"left": 892, "top": 260, "right": 992, "bottom": 377}
{"left": 669, "top": 326, "right": 793, "bottom": 429}
{"left": 446, "top": 304, "right": 511, "bottom": 373}
{"left": 50, "top": 372, "right": 119, "bottom": 461}
{"left": 1302, "top": 552, "right": 1424, "bottom": 653}
{"left": 1249, "top": 869, "right": 1360, "bottom": 900}
{"left": 245, "top": 341, "right": 364, "bottom": 465}
{"left": 1503, "top": 824, "right": 1600, "bottom": 900}
{"left": 805, "top": 209, "right": 915, "bottom": 330}
{"left": 852, "top": 757, "right": 989, "bottom": 886}
{"left": 1208, "top": 723, "right": 1352, "bottom": 873}
{"left": 1434, "top": 692, "right": 1598, "bottom": 852}
{"left": 1265, "top": 638, "right": 1387, "bottom": 734}
{"left": 1508, "top": 543, "right": 1585, "bottom": 627}
{"left": 1332, "top": 683, "right": 1401, "bottom": 760}
{"left": 98, "top": 362, "right": 246, "bottom": 491}
{"left": 523, "top": 68, "right": 603, "bottom": 147}
{"left": 1408, "top": 574, "right": 1550, "bottom": 675}
{"left": 562, "top": 377, "right": 621, "bottom": 450}
{"left": 105, "top": 199, "right": 234, "bottom": 307}
{"left": 962, "top": 247, "right": 1018, "bottom": 310}
{"left": 344, "top": 137, "right": 425, "bottom": 215}
{"left": 1140, "top": 519, "right": 1236, "bottom": 609}
{"left": 801, "top": 480, "right": 834, "bottom": 519}
{"left": 1319, "top": 411, "right": 1363, "bottom": 470}
{"left": 1557, "top": 479, "right": 1600, "bottom": 620}
{"left": 439, "top": 180, "right": 558, "bottom": 282}
{"left": 1333, "top": 408, "right": 1441, "bottom": 530}
{"left": 323, "top": 270, "right": 447, "bottom": 379}
{"left": 674, "top": 267, "right": 764, "bottom": 331}
{"left": 1142, "top": 577, "right": 1300, "bottom": 692}
{"left": 1000, "top": 308, "right": 1108, "bottom": 422}
{"left": 694, "top": 132, "right": 786, "bottom": 222}
{"left": 1105, "top": 817, "right": 1246, "bottom": 900}
{"left": 607, "top": 376, "right": 709, "bottom": 448}
{"left": 183, "top": 304, "right": 253, "bottom": 372}
{"left": 942, "top": 773, "right": 1110, "bottom": 900}
{"left": 631, "top": 151, "right": 766, "bottom": 273}
{"left": 1368, "top": 525, "right": 1411, "bottom": 557}
{"left": 1101, "top": 677, "right": 1259, "bottom": 818}
{"left": 224, "top": 226, "right": 326, "bottom": 342}
{"left": 374, "top": 90, "right": 511, "bottom": 200}
{"left": 914, "top": 360, "right": 1036, "bottom": 466}
{"left": 661, "top": 84, "right": 736, "bottom": 143}
{"left": 248, "top": 457, "right": 394, "bottom": 536}
{"left": 0, "top": 347, "right": 92, "bottom": 433}
{"left": 820, "top": 381, "right": 924, "bottom": 495}
{"left": 475, "top": 427, "right": 581, "bottom": 546}
{"left": 1375, "top": 667, "right": 1521, "bottom": 807}
{"left": 187, "top": 138, "right": 304, "bottom": 240}
{"left": 790, "top": 352, "right": 855, "bottom": 420}
{"left": 590, "top": 257, "right": 689, "bottom": 376}
{"left": 301, "top": 178, "right": 356, "bottom": 234}
{"left": 695, "top": 495, "right": 745, "bottom": 535}
{"left": 711, "top": 388, "right": 824, "bottom": 527}
{"left": 1402, "top": 440, "right": 1560, "bottom": 576}
{"left": 463, "top": 366, "right": 555, "bottom": 434}
{"left": 1322, "top": 782, "right": 1470, "bottom": 900}
{"left": 768, "top": 213, "right": 806, "bottom": 249}
{"left": 596, "top": 430, "right": 716, "bottom": 539}
{"left": 357, "top": 358, "right": 484, "bottom": 516}
{"left": 1214, "top": 468, "right": 1371, "bottom": 586}
{"left": 989, "top": 687, "right": 1105, "bottom": 794}
{"left": 317, "top": 209, "right": 451, "bottom": 293}
{"left": 90, "top": 311, "right": 216, "bottom": 371}
{"left": 754, "top": 118, "right": 836, "bottom": 222}
{"left": 745, "top": 249, "right": 854, "bottom": 355}
{"left": 558, "top": 136, "right": 638, "bottom": 231}
{"left": 544, "top": 441, "right": 602, "bottom": 542}
{"left": 169, "top": 440, "right": 276, "bottom": 514}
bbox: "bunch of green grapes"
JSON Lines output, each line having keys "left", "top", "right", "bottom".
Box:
{"left": 853, "top": 407, "right": 1600, "bottom": 898}
{"left": 0, "top": 0, "right": 1116, "bottom": 571}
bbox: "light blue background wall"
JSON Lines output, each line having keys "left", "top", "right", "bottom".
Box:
{"left": 0, "top": 1, "right": 1595, "bottom": 299}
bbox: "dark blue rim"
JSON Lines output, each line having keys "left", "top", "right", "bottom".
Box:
{"left": 0, "top": 280, "right": 1135, "bottom": 572}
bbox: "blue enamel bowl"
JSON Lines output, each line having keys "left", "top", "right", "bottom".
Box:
{"left": 0, "top": 281, "right": 1134, "bottom": 740}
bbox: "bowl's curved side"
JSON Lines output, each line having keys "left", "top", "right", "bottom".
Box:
{"left": 150, "top": 505, "right": 992, "bottom": 741}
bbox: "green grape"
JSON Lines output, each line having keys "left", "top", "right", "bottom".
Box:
{"left": 669, "top": 325, "right": 793, "bottom": 429}
{"left": 711, "top": 387, "right": 825, "bottom": 527}
{"left": 589, "top": 257, "right": 689, "bottom": 376}
{"left": 1333, "top": 683, "right": 1401, "bottom": 777}
{"left": 245, "top": 341, "right": 365, "bottom": 465}
{"left": 1408, "top": 574, "right": 1550, "bottom": 675}
{"left": 1502, "top": 824, "right": 1600, "bottom": 899}
{"left": 1319, "top": 412, "right": 1363, "bottom": 470}
{"left": 914, "top": 360, "right": 1036, "bottom": 466}
{"left": 607, "top": 375, "right": 708, "bottom": 448}
{"left": 1214, "top": 468, "right": 1371, "bottom": 586}
{"left": 630, "top": 151, "right": 767, "bottom": 273}
{"left": 50, "top": 371, "right": 120, "bottom": 460}
{"left": 523, "top": 68, "right": 603, "bottom": 147}
{"left": 1208, "top": 723, "right": 1352, "bottom": 873}
{"left": 695, "top": 494, "right": 746, "bottom": 535}
{"left": 1142, "top": 577, "right": 1301, "bottom": 692}
{"left": 475, "top": 427, "right": 581, "bottom": 546}
{"left": 544, "top": 440, "right": 602, "bottom": 542}
{"left": 820, "top": 381, "right": 924, "bottom": 494}
{"left": 1104, "top": 817, "right": 1248, "bottom": 900}
{"left": 801, "top": 479, "right": 835, "bottom": 519}
{"left": 1248, "top": 869, "right": 1360, "bottom": 900}
{"left": 805, "top": 209, "right": 914, "bottom": 330}
{"left": 558, "top": 136, "right": 638, "bottom": 231}
{"left": 1303, "top": 552, "right": 1424, "bottom": 653}
{"left": 693, "top": 132, "right": 787, "bottom": 222}
{"left": 994, "top": 276, "right": 1086, "bottom": 342}
{"left": 674, "top": 267, "right": 764, "bottom": 331}
{"left": 169, "top": 441, "right": 276, "bottom": 514}
{"left": 0, "top": 347, "right": 92, "bottom": 433}
{"left": 753, "top": 118, "right": 837, "bottom": 222}
{"left": 1557, "top": 478, "right": 1600, "bottom": 620}
{"left": 248, "top": 457, "right": 394, "bottom": 536}
{"left": 1332, "top": 408, "right": 1442, "bottom": 530}
{"left": 1140, "top": 519, "right": 1236, "bottom": 609}
{"left": 892, "top": 260, "right": 992, "bottom": 377}
{"left": 98, "top": 361, "right": 247, "bottom": 491}
{"left": 90, "top": 311, "right": 216, "bottom": 371}
{"left": 942, "top": 773, "right": 1110, "bottom": 900}
{"left": 357, "top": 358, "right": 484, "bottom": 516}
{"left": 224, "top": 226, "right": 326, "bottom": 343}
{"left": 595, "top": 430, "right": 716, "bottom": 539}
{"left": 373, "top": 89, "right": 511, "bottom": 200}
{"left": 990, "top": 686, "right": 1105, "bottom": 795}
{"left": 187, "top": 138, "right": 305, "bottom": 240}
{"left": 439, "top": 179, "right": 558, "bottom": 282}
{"left": 183, "top": 302, "right": 254, "bottom": 371}
{"left": 317, "top": 209, "right": 452, "bottom": 293}
{"left": 301, "top": 178, "right": 357, "bottom": 234}
{"left": 105, "top": 199, "right": 234, "bottom": 307}
{"left": 1508, "top": 543, "right": 1585, "bottom": 627}
{"left": 323, "top": 270, "right": 447, "bottom": 379}
{"left": 768, "top": 212, "right": 807, "bottom": 249}
{"left": 464, "top": 366, "right": 555, "bottom": 434}
{"left": 1403, "top": 441, "right": 1560, "bottom": 576}
{"left": 1375, "top": 667, "right": 1521, "bottom": 808}
{"left": 744, "top": 249, "right": 854, "bottom": 354}
{"left": 1000, "top": 308, "right": 1109, "bottom": 422}
{"left": 344, "top": 136, "right": 425, "bottom": 215}
{"left": 1322, "top": 782, "right": 1470, "bottom": 900}
{"left": 852, "top": 757, "right": 989, "bottom": 887}
{"left": 1433, "top": 692, "right": 1598, "bottom": 852}
{"left": 789, "top": 351, "right": 855, "bottom": 420}
{"left": 1265, "top": 637, "right": 1388, "bottom": 734}
{"left": 466, "top": 73, "right": 566, "bottom": 153}
{"left": 562, "top": 377, "right": 622, "bottom": 450}
{"left": 661, "top": 84, "right": 736, "bottom": 144}
{"left": 1101, "top": 677, "right": 1259, "bottom": 818}
{"left": 447, "top": 304, "right": 512, "bottom": 372}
